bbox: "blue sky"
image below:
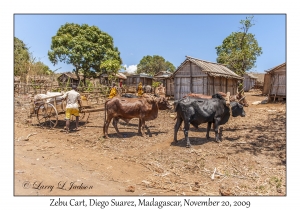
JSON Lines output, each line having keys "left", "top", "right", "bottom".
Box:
{"left": 14, "top": 14, "right": 286, "bottom": 74}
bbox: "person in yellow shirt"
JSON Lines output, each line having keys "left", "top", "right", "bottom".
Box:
{"left": 137, "top": 82, "right": 144, "bottom": 97}
{"left": 108, "top": 83, "right": 118, "bottom": 99}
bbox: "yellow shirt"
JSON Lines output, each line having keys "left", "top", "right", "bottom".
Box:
{"left": 137, "top": 84, "right": 144, "bottom": 96}
{"left": 108, "top": 87, "right": 117, "bottom": 99}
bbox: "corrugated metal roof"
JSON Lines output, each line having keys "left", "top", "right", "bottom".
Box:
{"left": 174, "top": 56, "right": 244, "bottom": 80}
{"left": 154, "top": 75, "right": 171, "bottom": 78}
{"left": 265, "top": 62, "right": 286, "bottom": 73}
{"left": 139, "top": 73, "right": 152, "bottom": 78}
{"left": 126, "top": 73, "right": 153, "bottom": 79}
{"left": 154, "top": 71, "right": 172, "bottom": 78}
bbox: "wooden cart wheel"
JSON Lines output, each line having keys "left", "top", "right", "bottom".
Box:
{"left": 37, "top": 103, "right": 58, "bottom": 129}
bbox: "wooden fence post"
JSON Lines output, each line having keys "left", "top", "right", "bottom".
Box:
{"left": 274, "top": 74, "right": 280, "bottom": 102}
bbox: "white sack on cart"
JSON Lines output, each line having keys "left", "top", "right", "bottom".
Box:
{"left": 34, "top": 92, "right": 64, "bottom": 104}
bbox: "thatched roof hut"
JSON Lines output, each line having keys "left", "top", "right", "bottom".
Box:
{"left": 57, "top": 72, "right": 84, "bottom": 87}
{"left": 173, "top": 56, "right": 243, "bottom": 99}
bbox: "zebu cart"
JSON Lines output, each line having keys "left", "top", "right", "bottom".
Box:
{"left": 29, "top": 92, "right": 105, "bottom": 129}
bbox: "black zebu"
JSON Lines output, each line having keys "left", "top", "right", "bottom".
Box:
{"left": 173, "top": 93, "right": 246, "bottom": 147}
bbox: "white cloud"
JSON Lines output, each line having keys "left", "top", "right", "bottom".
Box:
{"left": 124, "top": 64, "right": 137, "bottom": 74}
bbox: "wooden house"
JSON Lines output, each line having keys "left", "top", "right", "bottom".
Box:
{"left": 57, "top": 72, "right": 83, "bottom": 87}
{"left": 99, "top": 72, "right": 127, "bottom": 86}
{"left": 262, "top": 62, "right": 286, "bottom": 102}
{"left": 124, "top": 73, "right": 153, "bottom": 92}
{"left": 251, "top": 73, "right": 265, "bottom": 90}
{"left": 173, "top": 56, "right": 244, "bottom": 100}
{"left": 154, "top": 71, "right": 174, "bottom": 97}
{"left": 243, "top": 73, "right": 258, "bottom": 92}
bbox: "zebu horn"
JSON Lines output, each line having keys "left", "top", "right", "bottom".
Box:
{"left": 239, "top": 88, "right": 245, "bottom": 95}
{"left": 226, "top": 92, "right": 230, "bottom": 106}
{"left": 238, "top": 95, "right": 246, "bottom": 103}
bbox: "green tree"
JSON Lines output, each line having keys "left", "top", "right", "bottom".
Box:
{"left": 31, "top": 61, "right": 53, "bottom": 75}
{"left": 48, "top": 23, "right": 121, "bottom": 86}
{"left": 137, "top": 55, "right": 176, "bottom": 76}
{"left": 165, "top": 61, "right": 176, "bottom": 73}
{"left": 215, "top": 16, "right": 263, "bottom": 76}
{"left": 14, "top": 37, "right": 30, "bottom": 76}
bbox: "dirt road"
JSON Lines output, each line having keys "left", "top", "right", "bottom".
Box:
{"left": 14, "top": 91, "right": 286, "bottom": 196}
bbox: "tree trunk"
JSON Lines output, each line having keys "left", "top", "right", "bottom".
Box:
{"left": 83, "top": 75, "right": 86, "bottom": 87}
{"left": 74, "top": 67, "right": 80, "bottom": 80}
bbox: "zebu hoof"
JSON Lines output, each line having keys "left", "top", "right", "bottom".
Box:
{"left": 186, "top": 144, "right": 191, "bottom": 148}
{"left": 103, "top": 135, "right": 109, "bottom": 139}
{"left": 215, "top": 139, "right": 221, "bottom": 143}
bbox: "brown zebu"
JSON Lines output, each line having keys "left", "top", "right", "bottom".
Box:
{"left": 103, "top": 94, "right": 172, "bottom": 138}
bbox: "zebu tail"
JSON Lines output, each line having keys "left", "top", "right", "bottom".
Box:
{"left": 103, "top": 99, "right": 109, "bottom": 136}
{"left": 104, "top": 100, "right": 108, "bottom": 122}
{"left": 172, "top": 100, "right": 180, "bottom": 121}
{"left": 173, "top": 100, "right": 179, "bottom": 112}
